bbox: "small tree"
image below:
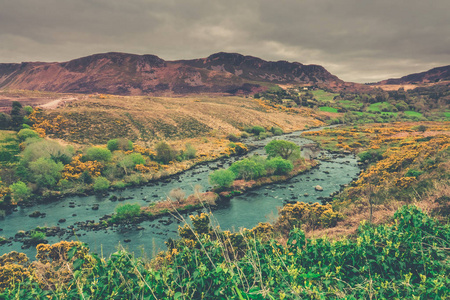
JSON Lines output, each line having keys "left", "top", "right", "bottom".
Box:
{"left": 250, "top": 126, "right": 265, "bottom": 135}
{"left": 93, "top": 177, "right": 110, "bottom": 192}
{"left": 107, "top": 138, "right": 133, "bottom": 151}
{"left": 183, "top": 143, "right": 196, "bottom": 160}
{"left": 84, "top": 147, "right": 112, "bottom": 162}
{"left": 229, "top": 158, "right": 266, "bottom": 180}
{"left": 169, "top": 188, "right": 186, "bottom": 204}
{"left": 9, "top": 181, "right": 31, "bottom": 202}
{"left": 17, "top": 129, "right": 40, "bottom": 141}
{"left": 265, "top": 157, "right": 293, "bottom": 175}
{"left": 265, "top": 140, "right": 301, "bottom": 161}
{"left": 155, "top": 141, "right": 177, "bottom": 164}
{"left": 209, "top": 169, "right": 236, "bottom": 188}
{"left": 29, "top": 157, "right": 64, "bottom": 188}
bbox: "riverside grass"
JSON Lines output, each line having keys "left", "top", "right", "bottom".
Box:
{"left": 0, "top": 205, "right": 448, "bottom": 299}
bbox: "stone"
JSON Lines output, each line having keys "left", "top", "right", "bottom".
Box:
{"left": 29, "top": 211, "right": 41, "bottom": 218}
{"left": 315, "top": 185, "right": 324, "bottom": 191}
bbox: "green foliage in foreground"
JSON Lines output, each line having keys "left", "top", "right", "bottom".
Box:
{"left": 3, "top": 205, "right": 448, "bottom": 299}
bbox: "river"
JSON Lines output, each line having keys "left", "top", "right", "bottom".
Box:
{"left": 0, "top": 129, "right": 360, "bottom": 259}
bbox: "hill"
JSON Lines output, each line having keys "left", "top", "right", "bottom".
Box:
{"left": 379, "top": 65, "right": 450, "bottom": 85}
{"left": 0, "top": 52, "right": 345, "bottom": 95}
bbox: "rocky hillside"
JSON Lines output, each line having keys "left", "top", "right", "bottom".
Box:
{"left": 379, "top": 65, "right": 450, "bottom": 85}
{"left": 0, "top": 52, "right": 344, "bottom": 95}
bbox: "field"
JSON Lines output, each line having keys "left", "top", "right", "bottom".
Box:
{"left": 40, "top": 94, "right": 323, "bottom": 145}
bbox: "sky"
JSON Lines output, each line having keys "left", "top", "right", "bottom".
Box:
{"left": 1, "top": 0, "right": 449, "bottom": 83}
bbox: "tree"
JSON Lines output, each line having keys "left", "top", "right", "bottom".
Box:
{"left": 17, "top": 129, "right": 40, "bottom": 141}
{"left": 29, "top": 157, "right": 64, "bottom": 188}
{"left": 265, "top": 140, "right": 301, "bottom": 160}
{"left": 93, "top": 176, "right": 110, "bottom": 192}
{"left": 107, "top": 138, "right": 133, "bottom": 151}
{"left": 0, "top": 113, "right": 11, "bottom": 129}
{"left": 229, "top": 158, "right": 266, "bottom": 180}
{"left": 209, "top": 169, "right": 236, "bottom": 188}
{"left": 169, "top": 188, "right": 186, "bottom": 204}
{"left": 21, "top": 139, "right": 73, "bottom": 164}
{"left": 84, "top": 147, "right": 112, "bottom": 162}
{"left": 265, "top": 157, "right": 293, "bottom": 175}
{"left": 117, "top": 153, "right": 146, "bottom": 175}
{"left": 9, "top": 181, "right": 31, "bottom": 202}
{"left": 155, "top": 141, "right": 177, "bottom": 164}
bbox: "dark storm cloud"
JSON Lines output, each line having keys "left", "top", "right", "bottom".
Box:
{"left": 0, "top": 0, "right": 449, "bottom": 82}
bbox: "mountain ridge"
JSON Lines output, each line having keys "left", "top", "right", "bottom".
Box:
{"left": 0, "top": 52, "right": 345, "bottom": 95}
{"left": 379, "top": 65, "right": 450, "bottom": 85}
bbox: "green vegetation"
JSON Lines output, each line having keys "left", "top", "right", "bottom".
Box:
{"left": 93, "top": 176, "right": 110, "bottom": 192}
{"left": 1, "top": 205, "right": 448, "bottom": 299}
{"left": 29, "top": 157, "right": 64, "bottom": 189}
{"left": 155, "top": 141, "right": 177, "bottom": 164}
{"left": 319, "top": 106, "right": 338, "bottom": 113}
{"left": 405, "top": 110, "right": 423, "bottom": 117}
{"left": 264, "top": 139, "right": 301, "bottom": 160}
{"left": 209, "top": 169, "right": 236, "bottom": 188}
{"left": 110, "top": 203, "right": 141, "bottom": 223}
{"left": 17, "top": 128, "right": 39, "bottom": 141}
{"left": 107, "top": 138, "right": 133, "bottom": 152}
{"left": 84, "top": 147, "right": 112, "bottom": 162}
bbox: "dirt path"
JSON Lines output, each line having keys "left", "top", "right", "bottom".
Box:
{"left": 39, "top": 97, "right": 78, "bottom": 109}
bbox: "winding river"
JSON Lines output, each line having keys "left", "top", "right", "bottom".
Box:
{"left": 0, "top": 129, "right": 360, "bottom": 258}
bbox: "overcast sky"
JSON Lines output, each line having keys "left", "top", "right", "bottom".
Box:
{"left": 1, "top": 0, "right": 449, "bottom": 83}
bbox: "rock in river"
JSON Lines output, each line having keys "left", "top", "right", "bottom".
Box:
{"left": 315, "top": 185, "right": 324, "bottom": 191}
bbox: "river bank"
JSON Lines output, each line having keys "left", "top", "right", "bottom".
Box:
{"left": 0, "top": 128, "right": 361, "bottom": 258}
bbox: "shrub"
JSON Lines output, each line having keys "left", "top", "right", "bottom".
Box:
{"left": 182, "top": 143, "right": 196, "bottom": 160}
{"left": 405, "top": 169, "right": 423, "bottom": 178}
{"left": 226, "top": 134, "right": 239, "bottom": 142}
{"left": 113, "top": 181, "right": 126, "bottom": 189}
{"left": 250, "top": 126, "right": 265, "bottom": 135}
{"left": 9, "top": 181, "right": 31, "bottom": 202}
{"left": 17, "top": 129, "right": 40, "bottom": 141}
{"left": 155, "top": 141, "right": 178, "bottom": 164}
{"left": 169, "top": 188, "right": 186, "bottom": 203}
{"left": 270, "top": 127, "right": 284, "bottom": 136}
{"left": 21, "top": 139, "right": 74, "bottom": 164}
{"left": 358, "top": 149, "right": 383, "bottom": 163}
{"left": 111, "top": 203, "right": 141, "bottom": 222}
{"left": 29, "top": 157, "right": 64, "bottom": 188}
{"left": 258, "top": 132, "right": 269, "bottom": 140}
{"left": 240, "top": 132, "right": 249, "bottom": 139}
{"left": 209, "top": 169, "right": 236, "bottom": 188}
{"left": 93, "top": 177, "right": 110, "bottom": 192}
{"left": 265, "top": 157, "right": 293, "bottom": 175}
{"left": 84, "top": 147, "right": 112, "bottom": 162}
{"left": 29, "top": 230, "right": 46, "bottom": 242}
{"left": 107, "top": 138, "right": 133, "bottom": 152}
{"left": 229, "top": 157, "right": 266, "bottom": 180}
{"left": 107, "top": 139, "right": 119, "bottom": 151}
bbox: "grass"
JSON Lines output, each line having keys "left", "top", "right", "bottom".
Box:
{"left": 367, "top": 101, "right": 393, "bottom": 112}
{"left": 42, "top": 95, "right": 322, "bottom": 145}
{"left": 404, "top": 110, "right": 423, "bottom": 117}
{"left": 311, "top": 89, "right": 338, "bottom": 102}
{"left": 319, "top": 106, "right": 338, "bottom": 113}
{"left": 445, "top": 111, "right": 450, "bottom": 118}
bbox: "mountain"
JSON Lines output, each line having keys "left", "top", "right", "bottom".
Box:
{"left": 0, "top": 52, "right": 344, "bottom": 95}
{"left": 379, "top": 65, "right": 450, "bottom": 85}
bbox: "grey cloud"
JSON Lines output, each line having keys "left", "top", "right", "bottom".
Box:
{"left": 0, "top": 0, "right": 449, "bottom": 82}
